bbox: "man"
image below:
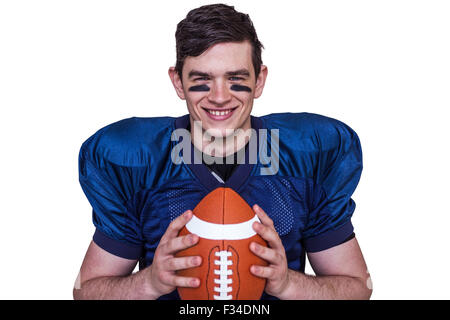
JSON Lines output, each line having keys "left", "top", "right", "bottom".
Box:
{"left": 74, "top": 4, "right": 372, "bottom": 300}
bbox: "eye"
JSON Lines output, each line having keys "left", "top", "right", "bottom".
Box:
{"left": 229, "top": 76, "right": 244, "bottom": 81}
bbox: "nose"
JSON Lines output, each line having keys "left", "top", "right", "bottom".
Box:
{"left": 207, "top": 80, "right": 232, "bottom": 105}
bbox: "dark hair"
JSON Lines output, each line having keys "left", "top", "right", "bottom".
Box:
{"left": 175, "top": 4, "right": 264, "bottom": 79}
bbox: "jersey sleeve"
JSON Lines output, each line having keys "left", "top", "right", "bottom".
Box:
{"left": 78, "top": 134, "right": 143, "bottom": 260}
{"left": 302, "top": 120, "right": 363, "bottom": 253}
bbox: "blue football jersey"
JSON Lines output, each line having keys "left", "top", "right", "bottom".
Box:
{"left": 78, "top": 112, "right": 363, "bottom": 300}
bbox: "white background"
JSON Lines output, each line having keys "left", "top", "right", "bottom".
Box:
{"left": 1, "top": 0, "right": 449, "bottom": 299}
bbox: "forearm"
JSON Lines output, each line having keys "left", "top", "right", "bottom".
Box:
{"left": 73, "top": 268, "right": 157, "bottom": 300}
{"left": 278, "top": 269, "right": 372, "bottom": 300}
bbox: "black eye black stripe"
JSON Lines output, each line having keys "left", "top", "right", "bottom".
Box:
{"left": 230, "top": 84, "right": 252, "bottom": 92}
{"left": 188, "top": 85, "right": 210, "bottom": 92}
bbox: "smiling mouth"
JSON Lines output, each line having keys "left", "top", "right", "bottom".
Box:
{"left": 202, "top": 107, "right": 238, "bottom": 116}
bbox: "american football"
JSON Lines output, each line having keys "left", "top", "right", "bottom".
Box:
{"left": 176, "top": 187, "right": 268, "bottom": 300}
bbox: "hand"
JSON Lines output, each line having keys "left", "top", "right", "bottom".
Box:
{"left": 250, "top": 204, "right": 290, "bottom": 298}
{"left": 145, "top": 210, "right": 202, "bottom": 299}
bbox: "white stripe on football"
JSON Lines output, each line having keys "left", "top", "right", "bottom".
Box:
{"left": 185, "top": 214, "right": 261, "bottom": 240}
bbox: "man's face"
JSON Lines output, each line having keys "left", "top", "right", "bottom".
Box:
{"left": 170, "top": 41, "right": 267, "bottom": 138}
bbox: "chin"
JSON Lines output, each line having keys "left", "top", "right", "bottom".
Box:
{"left": 203, "top": 125, "right": 236, "bottom": 139}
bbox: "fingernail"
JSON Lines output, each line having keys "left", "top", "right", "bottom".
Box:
{"left": 191, "top": 279, "right": 199, "bottom": 287}
{"left": 192, "top": 256, "right": 201, "bottom": 266}
{"left": 186, "top": 234, "right": 196, "bottom": 245}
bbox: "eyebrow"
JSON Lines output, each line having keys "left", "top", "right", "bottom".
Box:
{"left": 187, "top": 69, "right": 251, "bottom": 79}
{"left": 225, "top": 69, "right": 250, "bottom": 77}
{"left": 188, "top": 70, "right": 211, "bottom": 78}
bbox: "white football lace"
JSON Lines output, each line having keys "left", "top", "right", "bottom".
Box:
{"left": 213, "top": 250, "right": 233, "bottom": 300}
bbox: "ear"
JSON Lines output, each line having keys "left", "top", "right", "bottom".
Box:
{"left": 254, "top": 65, "right": 268, "bottom": 99}
{"left": 168, "top": 67, "right": 186, "bottom": 100}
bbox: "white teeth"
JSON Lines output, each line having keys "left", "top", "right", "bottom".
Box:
{"left": 208, "top": 109, "right": 231, "bottom": 116}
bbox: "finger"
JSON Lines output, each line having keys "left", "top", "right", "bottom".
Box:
{"left": 164, "top": 256, "right": 202, "bottom": 271}
{"left": 249, "top": 241, "right": 280, "bottom": 265}
{"left": 161, "top": 233, "right": 199, "bottom": 255}
{"left": 252, "top": 221, "right": 283, "bottom": 250}
{"left": 160, "top": 210, "right": 193, "bottom": 242}
{"left": 162, "top": 273, "right": 200, "bottom": 288}
{"left": 253, "top": 204, "right": 275, "bottom": 229}
{"left": 250, "top": 264, "right": 276, "bottom": 279}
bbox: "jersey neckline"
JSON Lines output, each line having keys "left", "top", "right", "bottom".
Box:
{"left": 173, "top": 114, "right": 264, "bottom": 192}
